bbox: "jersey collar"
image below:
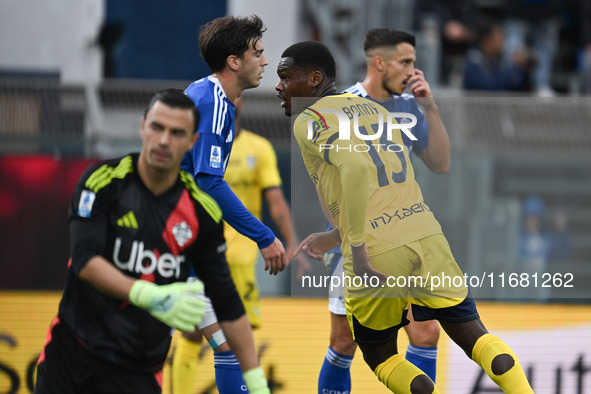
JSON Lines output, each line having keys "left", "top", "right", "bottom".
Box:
{"left": 207, "top": 75, "right": 229, "bottom": 101}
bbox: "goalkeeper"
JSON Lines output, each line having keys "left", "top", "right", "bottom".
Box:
{"left": 35, "top": 89, "right": 270, "bottom": 394}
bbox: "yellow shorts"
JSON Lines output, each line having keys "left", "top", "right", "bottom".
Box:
{"left": 345, "top": 234, "right": 472, "bottom": 344}
{"left": 228, "top": 263, "right": 262, "bottom": 329}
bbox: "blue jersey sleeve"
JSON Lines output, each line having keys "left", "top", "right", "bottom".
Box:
{"left": 196, "top": 173, "right": 275, "bottom": 249}
{"left": 182, "top": 97, "right": 227, "bottom": 177}
{"left": 189, "top": 131, "right": 227, "bottom": 177}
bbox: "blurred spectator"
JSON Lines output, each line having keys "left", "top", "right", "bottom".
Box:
{"left": 519, "top": 195, "right": 571, "bottom": 300}
{"left": 580, "top": 0, "right": 591, "bottom": 94}
{"left": 501, "top": 0, "right": 561, "bottom": 97}
{"left": 414, "top": 0, "right": 480, "bottom": 85}
{"left": 463, "top": 19, "right": 534, "bottom": 91}
{"left": 566, "top": 0, "right": 591, "bottom": 94}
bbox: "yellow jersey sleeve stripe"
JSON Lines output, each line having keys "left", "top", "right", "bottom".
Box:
{"left": 85, "top": 156, "right": 134, "bottom": 193}
{"left": 179, "top": 171, "right": 222, "bottom": 223}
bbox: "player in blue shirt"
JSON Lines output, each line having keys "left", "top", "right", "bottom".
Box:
{"left": 174, "top": 15, "right": 285, "bottom": 394}
{"left": 311, "top": 28, "right": 451, "bottom": 394}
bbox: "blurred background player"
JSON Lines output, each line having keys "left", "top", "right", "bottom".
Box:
{"left": 314, "top": 28, "right": 451, "bottom": 393}
{"left": 501, "top": 0, "right": 561, "bottom": 97}
{"left": 178, "top": 15, "right": 286, "bottom": 394}
{"left": 279, "top": 40, "right": 533, "bottom": 393}
{"left": 519, "top": 195, "right": 570, "bottom": 301}
{"left": 463, "top": 18, "right": 534, "bottom": 91}
{"left": 172, "top": 97, "right": 310, "bottom": 393}
{"left": 35, "top": 89, "right": 270, "bottom": 394}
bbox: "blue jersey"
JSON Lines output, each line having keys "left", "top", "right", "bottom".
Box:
{"left": 325, "top": 83, "right": 430, "bottom": 255}
{"left": 180, "top": 75, "right": 275, "bottom": 252}
{"left": 343, "top": 82, "right": 428, "bottom": 155}
{"left": 181, "top": 76, "right": 235, "bottom": 177}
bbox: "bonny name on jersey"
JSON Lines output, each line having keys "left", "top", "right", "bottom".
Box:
{"left": 112, "top": 238, "right": 185, "bottom": 279}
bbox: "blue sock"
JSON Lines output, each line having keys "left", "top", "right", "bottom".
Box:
{"left": 318, "top": 346, "right": 353, "bottom": 394}
{"left": 214, "top": 350, "right": 248, "bottom": 393}
{"left": 405, "top": 344, "right": 438, "bottom": 383}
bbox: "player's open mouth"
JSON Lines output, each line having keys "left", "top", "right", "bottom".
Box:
{"left": 277, "top": 94, "right": 286, "bottom": 108}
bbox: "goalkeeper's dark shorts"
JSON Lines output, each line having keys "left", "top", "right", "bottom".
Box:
{"left": 35, "top": 317, "right": 163, "bottom": 394}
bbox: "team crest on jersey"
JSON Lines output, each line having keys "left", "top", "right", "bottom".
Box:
{"left": 210, "top": 146, "right": 222, "bottom": 169}
{"left": 78, "top": 190, "right": 96, "bottom": 218}
{"left": 247, "top": 155, "right": 256, "bottom": 169}
{"left": 172, "top": 221, "right": 193, "bottom": 247}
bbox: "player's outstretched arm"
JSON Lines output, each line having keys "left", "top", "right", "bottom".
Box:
{"left": 219, "top": 315, "right": 271, "bottom": 394}
{"left": 197, "top": 173, "right": 286, "bottom": 275}
{"left": 331, "top": 140, "right": 387, "bottom": 281}
{"left": 260, "top": 238, "right": 287, "bottom": 275}
{"left": 294, "top": 228, "right": 341, "bottom": 261}
{"left": 350, "top": 243, "right": 387, "bottom": 283}
{"left": 79, "top": 256, "right": 136, "bottom": 299}
{"left": 79, "top": 256, "right": 205, "bottom": 332}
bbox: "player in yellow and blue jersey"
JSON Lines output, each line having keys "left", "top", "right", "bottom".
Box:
{"left": 277, "top": 40, "right": 533, "bottom": 393}
{"left": 316, "top": 28, "right": 451, "bottom": 393}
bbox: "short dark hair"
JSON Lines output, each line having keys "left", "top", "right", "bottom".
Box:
{"left": 281, "top": 41, "right": 336, "bottom": 80}
{"left": 475, "top": 18, "right": 502, "bottom": 45}
{"left": 144, "top": 89, "right": 200, "bottom": 133}
{"left": 363, "top": 28, "right": 416, "bottom": 53}
{"left": 199, "top": 15, "right": 266, "bottom": 73}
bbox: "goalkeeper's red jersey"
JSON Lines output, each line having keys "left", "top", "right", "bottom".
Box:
{"left": 57, "top": 153, "right": 243, "bottom": 371}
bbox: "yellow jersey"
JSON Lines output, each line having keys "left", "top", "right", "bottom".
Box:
{"left": 293, "top": 93, "right": 442, "bottom": 260}
{"left": 223, "top": 129, "right": 282, "bottom": 265}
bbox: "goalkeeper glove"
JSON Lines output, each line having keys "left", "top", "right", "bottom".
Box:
{"left": 243, "top": 367, "right": 270, "bottom": 394}
{"left": 128, "top": 279, "right": 205, "bottom": 332}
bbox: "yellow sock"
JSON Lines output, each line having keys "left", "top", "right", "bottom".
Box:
{"left": 172, "top": 336, "right": 202, "bottom": 394}
{"left": 471, "top": 334, "right": 534, "bottom": 393}
{"left": 374, "top": 354, "right": 439, "bottom": 393}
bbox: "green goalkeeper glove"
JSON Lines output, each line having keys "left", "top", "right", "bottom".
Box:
{"left": 128, "top": 279, "right": 205, "bottom": 332}
{"left": 243, "top": 367, "right": 270, "bottom": 394}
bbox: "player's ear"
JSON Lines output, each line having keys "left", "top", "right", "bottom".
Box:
{"left": 227, "top": 55, "right": 240, "bottom": 72}
{"left": 188, "top": 133, "right": 199, "bottom": 151}
{"left": 140, "top": 119, "right": 147, "bottom": 138}
{"left": 374, "top": 56, "right": 385, "bottom": 72}
{"left": 309, "top": 70, "right": 323, "bottom": 87}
